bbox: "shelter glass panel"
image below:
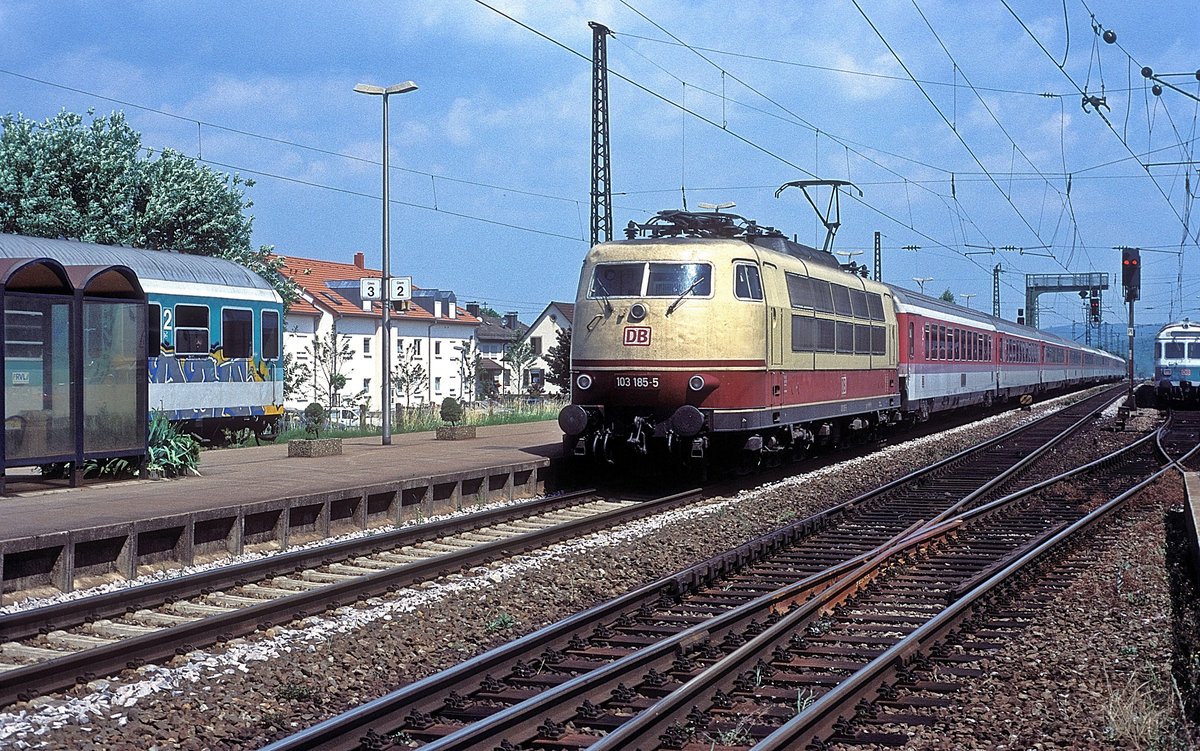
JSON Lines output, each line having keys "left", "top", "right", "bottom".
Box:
{"left": 84, "top": 300, "right": 143, "bottom": 454}
{"left": 5, "top": 295, "right": 72, "bottom": 461}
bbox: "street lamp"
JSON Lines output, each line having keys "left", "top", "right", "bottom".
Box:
{"left": 912, "top": 276, "right": 933, "bottom": 295}
{"left": 355, "top": 80, "right": 417, "bottom": 446}
{"left": 960, "top": 292, "right": 976, "bottom": 308}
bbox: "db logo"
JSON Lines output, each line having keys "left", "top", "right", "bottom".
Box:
{"left": 623, "top": 326, "right": 651, "bottom": 346}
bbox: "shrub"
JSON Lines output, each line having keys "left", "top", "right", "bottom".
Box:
{"left": 302, "top": 402, "right": 325, "bottom": 437}
{"left": 147, "top": 412, "right": 201, "bottom": 477}
{"left": 440, "top": 397, "right": 464, "bottom": 425}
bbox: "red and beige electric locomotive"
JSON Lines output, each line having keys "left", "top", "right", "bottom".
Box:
{"left": 558, "top": 200, "right": 1123, "bottom": 470}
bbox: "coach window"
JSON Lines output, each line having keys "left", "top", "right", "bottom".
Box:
{"left": 261, "top": 310, "right": 280, "bottom": 360}
{"left": 924, "top": 323, "right": 931, "bottom": 360}
{"left": 148, "top": 302, "right": 161, "bottom": 357}
{"left": 222, "top": 308, "right": 253, "bottom": 359}
{"left": 908, "top": 322, "right": 915, "bottom": 359}
{"left": 734, "top": 263, "right": 764, "bottom": 301}
{"left": 175, "top": 304, "right": 210, "bottom": 356}
{"left": 938, "top": 325, "right": 947, "bottom": 359}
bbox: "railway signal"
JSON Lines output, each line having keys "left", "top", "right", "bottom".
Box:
{"left": 1120, "top": 247, "right": 1141, "bottom": 302}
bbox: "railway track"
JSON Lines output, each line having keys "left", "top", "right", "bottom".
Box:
{"left": 1158, "top": 408, "right": 1200, "bottom": 469}
{"left": 0, "top": 488, "right": 710, "bottom": 708}
{"left": 259, "top": 386, "right": 1137, "bottom": 750}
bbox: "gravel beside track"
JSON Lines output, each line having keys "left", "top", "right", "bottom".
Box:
{"left": 0, "top": 390, "right": 1181, "bottom": 750}
{"left": 895, "top": 474, "right": 1195, "bottom": 751}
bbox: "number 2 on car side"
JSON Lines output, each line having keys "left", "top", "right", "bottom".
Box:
{"left": 623, "top": 326, "right": 651, "bottom": 346}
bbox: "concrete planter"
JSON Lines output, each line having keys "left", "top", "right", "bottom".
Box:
{"left": 288, "top": 437, "right": 344, "bottom": 457}
{"left": 436, "top": 425, "right": 477, "bottom": 441}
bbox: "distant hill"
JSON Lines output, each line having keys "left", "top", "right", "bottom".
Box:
{"left": 1043, "top": 323, "right": 1162, "bottom": 378}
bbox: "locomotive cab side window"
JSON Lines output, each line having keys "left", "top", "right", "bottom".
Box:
{"left": 733, "top": 263, "right": 763, "bottom": 300}
{"left": 1165, "top": 342, "right": 1185, "bottom": 359}
{"left": 175, "top": 304, "right": 210, "bottom": 356}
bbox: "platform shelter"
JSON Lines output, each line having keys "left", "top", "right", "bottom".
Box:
{"left": 1, "top": 257, "right": 147, "bottom": 493}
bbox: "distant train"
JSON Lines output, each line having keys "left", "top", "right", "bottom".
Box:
{"left": 0, "top": 234, "right": 284, "bottom": 441}
{"left": 558, "top": 208, "right": 1124, "bottom": 471}
{"left": 1153, "top": 320, "right": 1200, "bottom": 405}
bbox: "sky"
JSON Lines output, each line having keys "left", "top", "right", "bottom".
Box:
{"left": 2, "top": 1, "right": 1197, "bottom": 336}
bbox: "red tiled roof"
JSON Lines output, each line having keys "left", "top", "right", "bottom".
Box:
{"left": 553, "top": 301, "right": 575, "bottom": 325}
{"left": 273, "top": 253, "right": 480, "bottom": 324}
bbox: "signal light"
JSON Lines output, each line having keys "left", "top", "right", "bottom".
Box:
{"left": 1089, "top": 297, "right": 1100, "bottom": 323}
{"left": 1120, "top": 247, "right": 1141, "bottom": 302}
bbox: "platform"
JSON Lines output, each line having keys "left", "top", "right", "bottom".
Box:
{"left": 0, "top": 420, "right": 564, "bottom": 598}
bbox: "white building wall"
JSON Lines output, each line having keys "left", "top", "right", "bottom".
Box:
{"left": 521, "top": 305, "right": 571, "bottom": 395}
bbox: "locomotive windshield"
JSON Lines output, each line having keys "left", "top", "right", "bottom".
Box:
{"left": 590, "top": 262, "right": 712, "bottom": 298}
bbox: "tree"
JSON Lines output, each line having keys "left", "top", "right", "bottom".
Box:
{"left": 453, "top": 339, "right": 483, "bottom": 403}
{"left": 0, "top": 109, "right": 297, "bottom": 305}
{"left": 282, "top": 351, "right": 312, "bottom": 403}
{"left": 393, "top": 339, "right": 428, "bottom": 408}
{"left": 545, "top": 328, "right": 572, "bottom": 392}
{"left": 502, "top": 340, "right": 536, "bottom": 395}
{"left": 305, "top": 327, "right": 354, "bottom": 416}
{"left": 940, "top": 289, "right": 956, "bottom": 304}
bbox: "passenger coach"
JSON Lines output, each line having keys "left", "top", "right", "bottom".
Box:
{"left": 0, "top": 234, "right": 284, "bottom": 440}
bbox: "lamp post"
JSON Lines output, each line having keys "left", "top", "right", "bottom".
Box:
{"left": 912, "top": 276, "right": 933, "bottom": 295}
{"left": 355, "top": 80, "right": 417, "bottom": 446}
{"left": 960, "top": 292, "right": 976, "bottom": 308}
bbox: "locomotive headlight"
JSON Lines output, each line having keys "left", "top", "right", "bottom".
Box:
{"left": 576, "top": 373, "right": 594, "bottom": 390}
{"left": 628, "top": 302, "right": 648, "bottom": 322}
{"left": 688, "top": 375, "right": 706, "bottom": 392}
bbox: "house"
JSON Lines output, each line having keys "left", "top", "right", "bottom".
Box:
{"left": 519, "top": 301, "right": 574, "bottom": 395}
{"left": 278, "top": 252, "right": 481, "bottom": 422}
{"left": 466, "top": 303, "right": 527, "bottom": 396}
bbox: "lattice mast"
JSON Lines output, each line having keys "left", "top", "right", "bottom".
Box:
{"left": 589, "top": 21, "right": 613, "bottom": 248}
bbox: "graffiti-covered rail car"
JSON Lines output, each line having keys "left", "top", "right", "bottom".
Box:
{"left": 0, "top": 234, "right": 284, "bottom": 440}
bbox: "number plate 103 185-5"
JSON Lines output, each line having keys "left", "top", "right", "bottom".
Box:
{"left": 615, "top": 375, "right": 660, "bottom": 389}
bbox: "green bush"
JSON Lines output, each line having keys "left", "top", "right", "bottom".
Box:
{"left": 147, "top": 412, "right": 201, "bottom": 477}
{"left": 303, "top": 402, "right": 325, "bottom": 437}
{"left": 440, "top": 397, "right": 464, "bottom": 425}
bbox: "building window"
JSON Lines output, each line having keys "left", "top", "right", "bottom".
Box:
{"left": 434, "top": 376, "right": 442, "bottom": 394}
{"left": 530, "top": 336, "right": 542, "bottom": 356}
{"left": 363, "top": 337, "right": 372, "bottom": 356}
{"left": 435, "top": 341, "right": 441, "bottom": 357}
{"left": 363, "top": 378, "right": 371, "bottom": 390}
{"left": 396, "top": 337, "right": 404, "bottom": 353}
